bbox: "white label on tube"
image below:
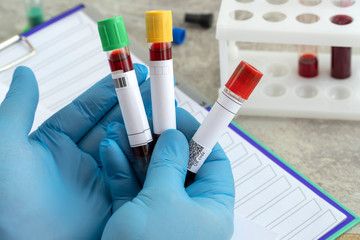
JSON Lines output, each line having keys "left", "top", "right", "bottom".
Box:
{"left": 188, "top": 90, "right": 242, "bottom": 173}
{"left": 149, "top": 60, "right": 176, "bottom": 134}
{"left": 112, "top": 70, "right": 152, "bottom": 147}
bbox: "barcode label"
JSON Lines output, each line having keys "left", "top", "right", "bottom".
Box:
{"left": 114, "top": 77, "right": 127, "bottom": 88}
{"left": 188, "top": 139, "right": 212, "bottom": 173}
{"left": 188, "top": 140, "right": 204, "bottom": 170}
{"left": 112, "top": 70, "right": 137, "bottom": 89}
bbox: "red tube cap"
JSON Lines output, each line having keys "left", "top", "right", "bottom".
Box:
{"left": 225, "top": 61, "right": 263, "bottom": 100}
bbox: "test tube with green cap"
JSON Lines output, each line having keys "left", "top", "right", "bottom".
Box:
{"left": 24, "top": 0, "right": 44, "bottom": 28}
{"left": 98, "top": 16, "right": 154, "bottom": 176}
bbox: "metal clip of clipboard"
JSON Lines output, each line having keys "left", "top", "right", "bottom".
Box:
{"left": 0, "top": 35, "right": 36, "bottom": 72}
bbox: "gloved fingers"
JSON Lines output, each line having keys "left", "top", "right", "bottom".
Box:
{"left": 106, "top": 122, "right": 146, "bottom": 185}
{"left": 106, "top": 122, "right": 133, "bottom": 163}
{"left": 139, "top": 79, "right": 152, "bottom": 119}
{"left": 35, "top": 74, "right": 117, "bottom": 144}
{"left": 0, "top": 66, "right": 38, "bottom": 137}
{"left": 34, "top": 64, "right": 148, "bottom": 144}
{"left": 134, "top": 63, "right": 148, "bottom": 86}
{"left": 175, "top": 107, "right": 200, "bottom": 141}
{"left": 75, "top": 72, "right": 152, "bottom": 162}
{"left": 76, "top": 104, "right": 121, "bottom": 162}
{"left": 144, "top": 129, "right": 189, "bottom": 189}
{"left": 186, "top": 143, "right": 235, "bottom": 209}
{"left": 100, "top": 138, "right": 140, "bottom": 212}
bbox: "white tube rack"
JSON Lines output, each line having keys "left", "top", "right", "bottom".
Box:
{"left": 216, "top": 0, "right": 360, "bottom": 120}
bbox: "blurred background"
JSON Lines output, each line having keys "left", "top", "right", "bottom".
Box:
{"left": 1, "top": 0, "right": 359, "bottom": 236}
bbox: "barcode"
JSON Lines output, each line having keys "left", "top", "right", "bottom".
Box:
{"left": 114, "top": 77, "right": 127, "bottom": 88}
{"left": 188, "top": 139, "right": 204, "bottom": 168}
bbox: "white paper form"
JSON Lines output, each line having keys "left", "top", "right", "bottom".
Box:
{"left": 175, "top": 88, "right": 347, "bottom": 240}
{"left": 232, "top": 213, "right": 278, "bottom": 240}
{"left": 0, "top": 7, "right": 356, "bottom": 240}
{"left": 0, "top": 10, "right": 109, "bottom": 131}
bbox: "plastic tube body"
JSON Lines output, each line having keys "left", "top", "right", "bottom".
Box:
{"left": 296, "top": 13, "right": 319, "bottom": 78}
{"left": 330, "top": 12, "right": 353, "bottom": 79}
{"left": 184, "top": 61, "right": 263, "bottom": 187}
{"left": 298, "top": 45, "right": 318, "bottom": 78}
{"left": 107, "top": 47, "right": 153, "bottom": 173}
{"left": 149, "top": 42, "right": 176, "bottom": 140}
{"left": 331, "top": 46, "right": 351, "bottom": 79}
{"left": 185, "top": 88, "right": 244, "bottom": 187}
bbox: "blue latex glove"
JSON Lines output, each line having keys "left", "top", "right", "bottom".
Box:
{"left": 100, "top": 107, "right": 235, "bottom": 239}
{"left": 0, "top": 64, "right": 148, "bottom": 239}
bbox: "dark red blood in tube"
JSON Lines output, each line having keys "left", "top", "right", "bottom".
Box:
{"left": 331, "top": 47, "right": 351, "bottom": 79}
{"left": 109, "top": 49, "right": 134, "bottom": 72}
{"left": 298, "top": 53, "right": 318, "bottom": 78}
{"left": 330, "top": 15, "right": 353, "bottom": 79}
{"left": 149, "top": 43, "right": 172, "bottom": 61}
{"left": 331, "top": 15, "right": 353, "bottom": 25}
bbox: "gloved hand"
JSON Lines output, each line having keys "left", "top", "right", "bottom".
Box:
{"left": 100, "top": 107, "right": 235, "bottom": 240}
{"left": 105, "top": 73, "right": 177, "bottom": 186}
{"left": 0, "top": 64, "right": 148, "bottom": 239}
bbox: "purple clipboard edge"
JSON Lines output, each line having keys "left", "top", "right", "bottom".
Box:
{"left": 222, "top": 115, "right": 359, "bottom": 239}
{"left": 21, "top": 4, "right": 85, "bottom": 38}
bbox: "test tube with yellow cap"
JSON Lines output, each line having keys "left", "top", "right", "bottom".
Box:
{"left": 145, "top": 10, "right": 176, "bottom": 141}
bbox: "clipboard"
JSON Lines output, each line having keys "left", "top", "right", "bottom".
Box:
{"left": 0, "top": 4, "right": 358, "bottom": 240}
{"left": 0, "top": 5, "right": 84, "bottom": 72}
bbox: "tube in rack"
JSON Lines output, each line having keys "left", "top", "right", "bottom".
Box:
{"left": 98, "top": 16, "right": 154, "bottom": 174}
{"left": 330, "top": 8, "right": 353, "bottom": 79}
{"left": 185, "top": 61, "right": 263, "bottom": 187}
{"left": 296, "top": 13, "right": 319, "bottom": 78}
{"left": 298, "top": 45, "right": 318, "bottom": 78}
{"left": 145, "top": 10, "right": 176, "bottom": 141}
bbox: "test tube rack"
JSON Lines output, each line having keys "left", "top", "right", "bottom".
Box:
{"left": 216, "top": 0, "right": 360, "bottom": 120}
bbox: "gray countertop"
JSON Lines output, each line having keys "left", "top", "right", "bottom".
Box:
{"left": 1, "top": 0, "right": 360, "bottom": 235}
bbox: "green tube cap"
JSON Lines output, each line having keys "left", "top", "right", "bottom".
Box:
{"left": 97, "top": 16, "right": 130, "bottom": 51}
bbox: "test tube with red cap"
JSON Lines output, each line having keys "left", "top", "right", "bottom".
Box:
{"left": 185, "top": 61, "right": 263, "bottom": 187}
{"left": 98, "top": 16, "right": 154, "bottom": 175}
{"left": 145, "top": 10, "right": 176, "bottom": 141}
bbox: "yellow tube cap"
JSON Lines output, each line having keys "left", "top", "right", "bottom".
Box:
{"left": 145, "top": 10, "right": 173, "bottom": 43}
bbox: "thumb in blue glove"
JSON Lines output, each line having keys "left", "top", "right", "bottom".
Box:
{"left": 0, "top": 63, "right": 149, "bottom": 239}
{"left": 100, "top": 108, "right": 235, "bottom": 240}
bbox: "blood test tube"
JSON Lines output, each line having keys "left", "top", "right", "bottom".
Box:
{"left": 185, "top": 61, "right": 263, "bottom": 187}
{"left": 330, "top": 11, "right": 353, "bottom": 79}
{"left": 145, "top": 10, "right": 176, "bottom": 141}
{"left": 298, "top": 45, "right": 318, "bottom": 78}
{"left": 98, "top": 16, "right": 154, "bottom": 174}
{"left": 296, "top": 12, "right": 319, "bottom": 78}
{"left": 24, "top": 0, "right": 44, "bottom": 28}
